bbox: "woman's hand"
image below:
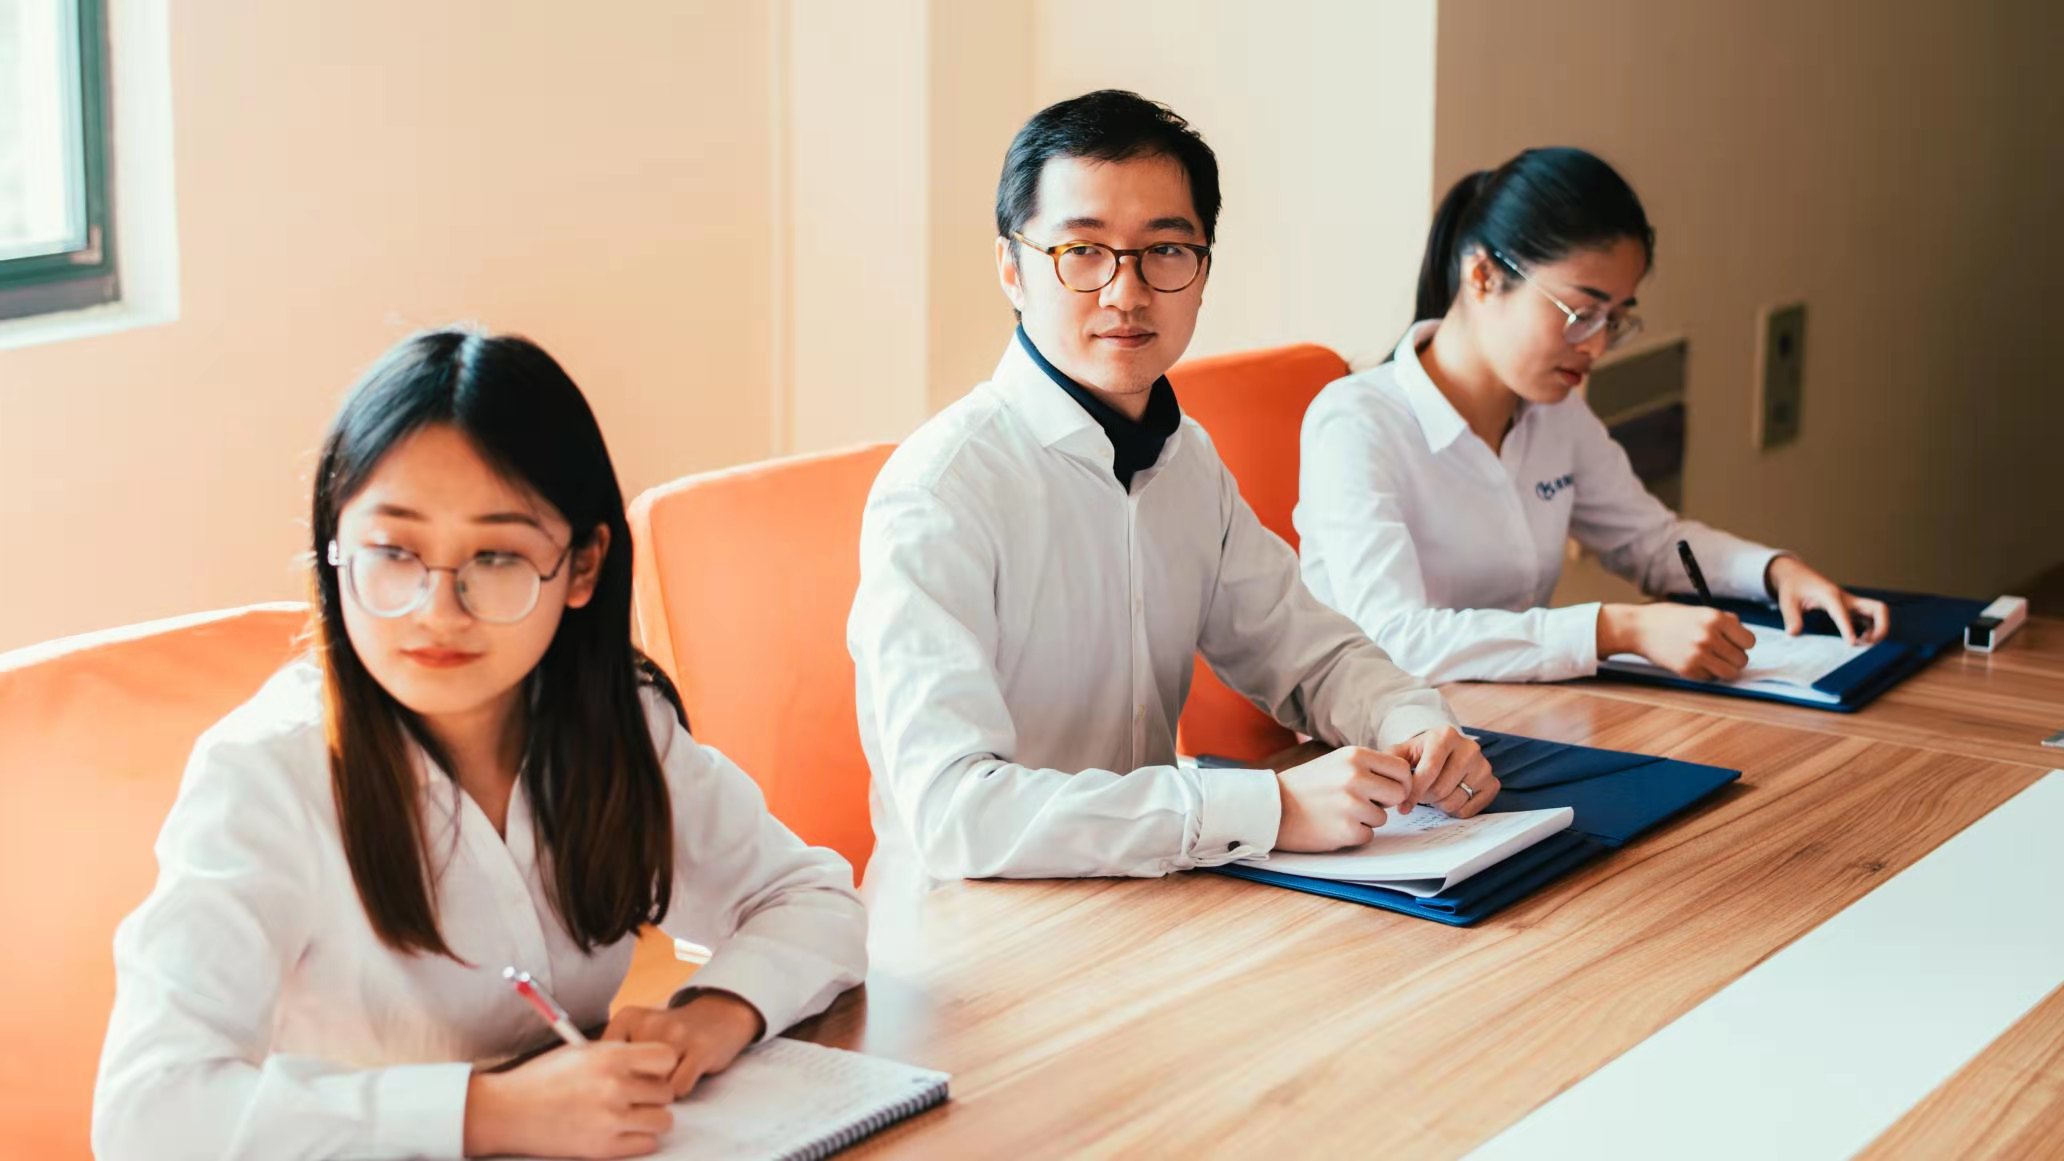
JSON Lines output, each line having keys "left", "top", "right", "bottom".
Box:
{"left": 464, "top": 1041, "right": 680, "bottom": 1159}
{"left": 1601, "top": 602, "right": 1755, "bottom": 681}
{"left": 1766, "top": 555, "right": 1890, "bottom": 645}
{"left": 603, "top": 991, "right": 764, "bottom": 1098}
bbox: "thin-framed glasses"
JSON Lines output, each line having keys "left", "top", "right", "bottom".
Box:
{"left": 1012, "top": 232, "right": 1212, "bottom": 294}
{"left": 1491, "top": 249, "right": 1644, "bottom": 350}
{"left": 326, "top": 540, "right": 573, "bottom": 625}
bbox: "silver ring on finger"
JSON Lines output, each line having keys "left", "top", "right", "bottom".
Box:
{"left": 1459, "top": 781, "right": 1476, "bottom": 801}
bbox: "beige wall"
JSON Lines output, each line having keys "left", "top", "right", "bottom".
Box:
{"left": 0, "top": 0, "right": 1441, "bottom": 652}
{"left": 7, "top": 0, "right": 2046, "bottom": 652}
{"left": 1030, "top": 0, "right": 1438, "bottom": 370}
{"left": 0, "top": 1, "right": 782, "bottom": 652}
{"left": 1438, "top": 0, "right": 2064, "bottom": 602}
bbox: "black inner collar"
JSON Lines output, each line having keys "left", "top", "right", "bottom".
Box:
{"left": 1016, "top": 325, "right": 1181, "bottom": 491}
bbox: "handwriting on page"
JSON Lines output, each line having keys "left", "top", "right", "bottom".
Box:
{"left": 1338, "top": 807, "right": 1530, "bottom": 854}
{"left": 1737, "top": 624, "right": 1871, "bottom": 686}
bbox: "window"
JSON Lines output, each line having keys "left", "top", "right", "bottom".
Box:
{"left": 0, "top": 0, "right": 113, "bottom": 322}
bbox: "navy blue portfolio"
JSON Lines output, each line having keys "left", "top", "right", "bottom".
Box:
{"left": 1205, "top": 729, "right": 1740, "bottom": 925}
{"left": 1593, "top": 587, "right": 1988, "bottom": 712}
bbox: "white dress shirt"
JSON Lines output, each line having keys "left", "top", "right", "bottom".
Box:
{"left": 848, "top": 335, "right": 1455, "bottom": 887}
{"left": 1296, "top": 320, "right": 1783, "bottom": 685}
{"left": 94, "top": 661, "right": 867, "bottom": 1161}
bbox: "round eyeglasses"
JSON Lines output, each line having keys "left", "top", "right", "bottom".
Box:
{"left": 1492, "top": 249, "right": 1644, "bottom": 350}
{"left": 327, "top": 540, "right": 573, "bottom": 625}
{"left": 1013, "top": 232, "right": 1212, "bottom": 294}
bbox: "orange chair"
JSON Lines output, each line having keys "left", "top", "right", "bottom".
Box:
{"left": 1169, "top": 343, "right": 1351, "bottom": 764}
{"left": 628, "top": 443, "right": 896, "bottom": 877}
{"left": 0, "top": 604, "right": 307, "bottom": 1160}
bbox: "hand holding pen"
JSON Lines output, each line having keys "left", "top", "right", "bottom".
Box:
{"left": 1594, "top": 541, "right": 1756, "bottom": 681}
{"left": 458, "top": 966, "right": 681, "bottom": 1159}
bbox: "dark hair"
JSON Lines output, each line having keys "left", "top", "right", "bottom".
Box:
{"left": 1414, "top": 147, "right": 1656, "bottom": 321}
{"left": 311, "top": 328, "right": 683, "bottom": 958}
{"left": 995, "top": 89, "right": 1222, "bottom": 244}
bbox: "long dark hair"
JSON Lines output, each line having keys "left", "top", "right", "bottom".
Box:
{"left": 1414, "top": 146, "right": 1656, "bottom": 322}
{"left": 311, "top": 328, "right": 682, "bottom": 958}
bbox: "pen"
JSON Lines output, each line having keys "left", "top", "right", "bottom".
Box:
{"left": 1676, "top": 539, "right": 1714, "bottom": 605}
{"left": 504, "top": 966, "right": 587, "bottom": 1047}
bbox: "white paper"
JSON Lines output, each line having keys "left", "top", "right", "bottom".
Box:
{"left": 1240, "top": 806, "right": 1573, "bottom": 896}
{"left": 1603, "top": 622, "right": 1872, "bottom": 702}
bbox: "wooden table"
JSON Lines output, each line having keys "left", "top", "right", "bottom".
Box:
{"left": 1560, "top": 614, "right": 2064, "bottom": 768}
{"left": 784, "top": 686, "right": 2059, "bottom": 1158}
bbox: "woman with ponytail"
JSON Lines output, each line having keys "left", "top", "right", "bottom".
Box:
{"left": 95, "top": 329, "right": 866, "bottom": 1160}
{"left": 1295, "top": 148, "right": 1887, "bottom": 684}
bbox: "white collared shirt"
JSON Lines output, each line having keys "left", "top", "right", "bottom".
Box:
{"left": 1296, "top": 320, "right": 1782, "bottom": 685}
{"left": 847, "top": 337, "right": 1455, "bottom": 887}
{"left": 93, "top": 661, "right": 867, "bottom": 1161}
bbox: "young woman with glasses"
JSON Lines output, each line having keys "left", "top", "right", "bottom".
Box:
{"left": 1294, "top": 147, "right": 1887, "bottom": 685}
{"left": 94, "top": 329, "right": 866, "bottom": 1160}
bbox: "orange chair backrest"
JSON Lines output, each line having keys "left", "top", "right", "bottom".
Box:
{"left": 628, "top": 443, "right": 896, "bottom": 875}
{"left": 1169, "top": 343, "right": 1351, "bottom": 763}
{"left": 0, "top": 604, "right": 308, "bottom": 1160}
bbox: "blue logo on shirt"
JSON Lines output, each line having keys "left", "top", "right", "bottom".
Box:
{"left": 1535, "top": 473, "right": 1574, "bottom": 501}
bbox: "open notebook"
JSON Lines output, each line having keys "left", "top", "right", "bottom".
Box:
{"left": 513, "top": 1039, "right": 948, "bottom": 1161}
{"left": 1601, "top": 622, "right": 1873, "bottom": 705}
{"left": 1237, "top": 805, "right": 1574, "bottom": 897}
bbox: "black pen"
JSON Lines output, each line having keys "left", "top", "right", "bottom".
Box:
{"left": 1676, "top": 539, "right": 1714, "bottom": 604}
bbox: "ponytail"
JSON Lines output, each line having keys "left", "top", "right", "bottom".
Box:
{"left": 1415, "top": 170, "right": 1493, "bottom": 322}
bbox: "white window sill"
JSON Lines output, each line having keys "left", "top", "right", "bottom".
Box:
{"left": 0, "top": 299, "right": 177, "bottom": 353}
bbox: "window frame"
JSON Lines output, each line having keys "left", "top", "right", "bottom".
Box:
{"left": 0, "top": 0, "right": 116, "bottom": 322}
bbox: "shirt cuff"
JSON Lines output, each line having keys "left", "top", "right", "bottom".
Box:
{"left": 1192, "top": 765, "right": 1280, "bottom": 864}
{"left": 374, "top": 1061, "right": 472, "bottom": 1160}
{"left": 1374, "top": 703, "right": 1456, "bottom": 750}
{"left": 1549, "top": 602, "right": 1604, "bottom": 678}
{"left": 682, "top": 944, "right": 801, "bottom": 1044}
{"left": 1724, "top": 547, "right": 1787, "bottom": 601}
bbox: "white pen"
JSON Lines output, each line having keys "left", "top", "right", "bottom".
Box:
{"left": 503, "top": 966, "right": 587, "bottom": 1047}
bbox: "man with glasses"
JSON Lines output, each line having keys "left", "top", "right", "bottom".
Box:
{"left": 847, "top": 90, "right": 1494, "bottom": 887}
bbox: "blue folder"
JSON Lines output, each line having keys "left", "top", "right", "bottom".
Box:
{"left": 1593, "top": 587, "right": 1988, "bottom": 712}
{"left": 1205, "top": 729, "right": 1740, "bottom": 926}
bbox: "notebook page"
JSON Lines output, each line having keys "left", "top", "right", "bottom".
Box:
{"left": 511, "top": 1039, "right": 948, "bottom": 1161}
{"left": 1603, "top": 623, "right": 1871, "bottom": 700}
{"left": 1238, "top": 806, "right": 1572, "bottom": 895}
{"left": 1730, "top": 624, "right": 1872, "bottom": 685}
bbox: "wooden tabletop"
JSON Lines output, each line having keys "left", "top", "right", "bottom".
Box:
{"left": 783, "top": 687, "right": 2058, "bottom": 1158}
{"left": 1537, "top": 614, "right": 2064, "bottom": 769}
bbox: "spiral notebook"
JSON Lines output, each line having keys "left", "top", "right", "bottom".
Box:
{"left": 514, "top": 1039, "right": 949, "bottom": 1161}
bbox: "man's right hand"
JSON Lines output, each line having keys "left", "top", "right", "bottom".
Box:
{"left": 1273, "top": 746, "right": 1415, "bottom": 852}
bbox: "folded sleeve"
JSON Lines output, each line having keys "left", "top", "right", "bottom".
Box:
{"left": 649, "top": 702, "right": 869, "bottom": 1040}
{"left": 1199, "top": 452, "right": 1456, "bottom": 749}
{"left": 848, "top": 482, "right": 1280, "bottom": 880}
{"left": 1296, "top": 401, "right": 1604, "bottom": 682}
{"left": 94, "top": 737, "right": 472, "bottom": 1161}
{"left": 1565, "top": 404, "right": 1781, "bottom": 601}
